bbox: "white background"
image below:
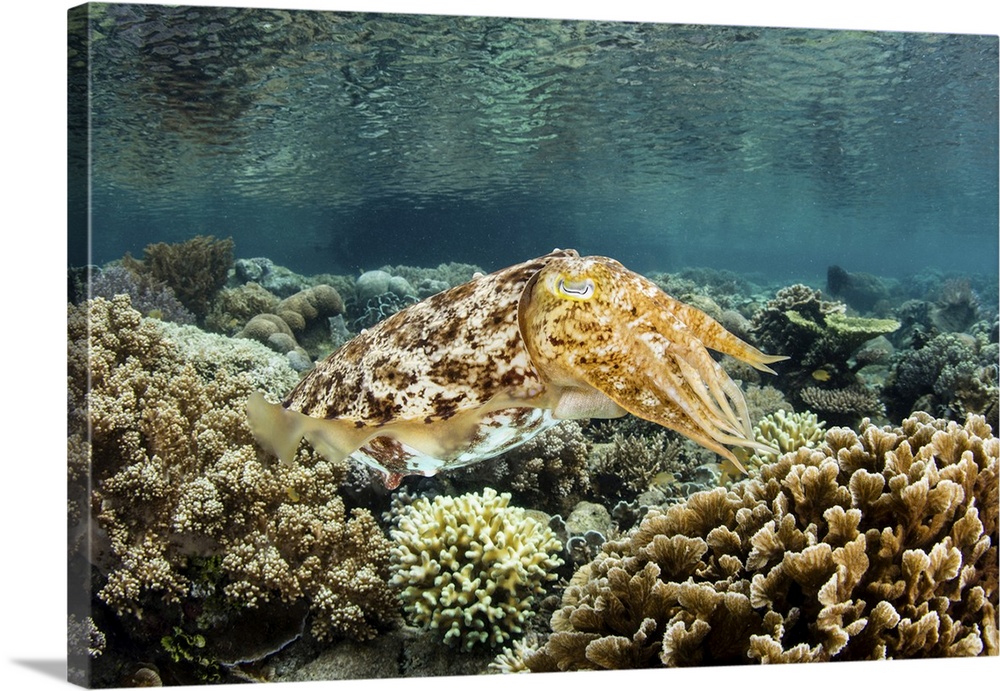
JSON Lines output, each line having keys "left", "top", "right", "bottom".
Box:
{"left": 3, "top": 1, "right": 998, "bottom": 689}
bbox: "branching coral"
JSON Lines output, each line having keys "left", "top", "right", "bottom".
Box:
{"left": 591, "top": 430, "right": 701, "bottom": 503}
{"left": 523, "top": 413, "right": 998, "bottom": 670}
{"left": 389, "top": 488, "right": 564, "bottom": 651}
{"left": 123, "top": 235, "right": 235, "bottom": 318}
{"left": 90, "top": 264, "right": 196, "bottom": 324}
{"left": 800, "top": 384, "right": 887, "bottom": 427}
{"left": 69, "top": 295, "right": 399, "bottom": 646}
{"left": 733, "top": 409, "right": 826, "bottom": 476}
{"left": 885, "top": 332, "right": 999, "bottom": 426}
{"left": 455, "top": 421, "right": 592, "bottom": 515}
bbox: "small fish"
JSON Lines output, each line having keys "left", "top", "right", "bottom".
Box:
{"left": 248, "top": 249, "right": 786, "bottom": 488}
{"left": 811, "top": 368, "right": 832, "bottom": 382}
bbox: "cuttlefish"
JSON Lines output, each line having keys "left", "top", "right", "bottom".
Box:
{"left": 247, "top": 249, "right": 787, "bottom": 488}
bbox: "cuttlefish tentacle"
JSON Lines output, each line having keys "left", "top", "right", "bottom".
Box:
{"left": 519, "top": 255, "right": 786, "bottom": 469}
{"left": 661, "top": 296, "right": 788, "bottom": 374}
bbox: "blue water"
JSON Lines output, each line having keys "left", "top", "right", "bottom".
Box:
{"left": 73, "top": 5, "right": 998, "bottom": 283}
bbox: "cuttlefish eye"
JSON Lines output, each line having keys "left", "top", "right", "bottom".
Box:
{"left": 555, "top": 276, "right": 596, "bottom": 300}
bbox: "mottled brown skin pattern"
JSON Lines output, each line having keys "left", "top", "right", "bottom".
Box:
{"left": 283, "top": 251, "right": 568, "bottom": 424}
{"left": 248, "top": 249, "right": 785, "bottom": 484}
{"left": 520, "top": 255, "right": 786, "bottom": 463}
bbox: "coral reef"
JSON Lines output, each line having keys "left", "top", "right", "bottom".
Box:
{"left": 931, "top": 278, "right": 983, "bottom": 334}
{"left": 350, "top": 292, "right": 419, "bottom": 331}
{"left": 749, "top": 284, "right": 900, "bottom": 411}
{"left": 389, "top": 488, "right": 564, "bottom": 651}
{"left": 123, "top": 235, "right": 235, "bottom": 318}
{"left": 742, "top": 384, "right": 794, "bottom": 425}
{"left": 454, "top": 421, "right": 592, "bottom": 515}
{"left": 382, "top": 260, "right": 485, "bottom": 297}
{"left": 90, "top": 264, "right": 196, "bottom": 324}
{"left": 275, "top": 284, "right": 345, "bottom": 335}
{"left": 234, "top": 257, "right": 310, "bottom": 298}
{"left": 591, "top": 430, "right": 701, "bottom": 504}
{"left": 235, "top": 284, "right": 344, "bottom": 365}
{"left": 885, "top": 332, "right": 999, "bottom": 427}
{"left": 800, "top": 384, "right": 887, "bottom": 427}
{"left": 826, "top": 265, "right": 891, "bottom": 314}
{"left": 522, "top": 413, "right": 998, "bottom": 670}
{"left": 733, "top": 409, "right": 826, "bottom": 475}
{"left": 204, "top": 282, "right": 280, "bottom": 334}
{"left": 69, "top": 295, "right": 400, "bottom": 659}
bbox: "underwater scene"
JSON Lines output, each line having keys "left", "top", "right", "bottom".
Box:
{"left": 67, "top": 3, "right": 999, "bottom": 687}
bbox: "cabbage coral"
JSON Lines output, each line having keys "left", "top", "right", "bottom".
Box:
{"left": 523, "top": 413, "right": 998, "bottom": 670}
{"left": 389, "top": 488, "right": 563, "bottom": 651}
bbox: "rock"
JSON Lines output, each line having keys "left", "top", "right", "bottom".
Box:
{"left": 565, "top": 501, "right": 612, "bottom": 536}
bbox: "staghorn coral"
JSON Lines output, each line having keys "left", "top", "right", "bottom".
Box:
{"left": 123, "top": 235, "right": 234, "bottom": 318}
{"left": 69, "top": 295, "right": 399, "bottom": 648}
{"left": 389, "top": 488, "right": 563, "bottom": 651}
{"left": 523, "top": 413, "right": 998, "bottom": 670}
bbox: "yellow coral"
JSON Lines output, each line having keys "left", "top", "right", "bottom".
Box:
{"left": 390, "top": 488, "right": 563, "bottom": 651}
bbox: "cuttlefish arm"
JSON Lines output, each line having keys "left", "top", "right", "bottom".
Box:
{"left": 519, "top": 255, "right": 788, "bottom": 469}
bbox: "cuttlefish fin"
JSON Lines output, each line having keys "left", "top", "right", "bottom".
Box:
{"left": 247, "top": 392, "right": 372, "bottom": 465}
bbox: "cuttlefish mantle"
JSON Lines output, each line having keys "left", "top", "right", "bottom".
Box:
{"left": 247, "top": 249, "right": 787, "bottom": 488}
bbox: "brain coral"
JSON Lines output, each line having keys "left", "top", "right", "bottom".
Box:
{"left": 522, "top": 413, "right": 998, "bottom": 670}
{"left": 389, "top": 488, "right": 564, "bottom": 651}
{"left": 68, "top": 295, "right": 399, "bottom": 645}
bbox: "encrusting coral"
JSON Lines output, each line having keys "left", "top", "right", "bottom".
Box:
{"left": 521, "top": 412, "right": 998, "bottom": 671}
{"left": 389, "top": 488, "right": 564, "bottom": 651}
{"left": 69, "top": 295, "right": 399, "bottom": 647}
